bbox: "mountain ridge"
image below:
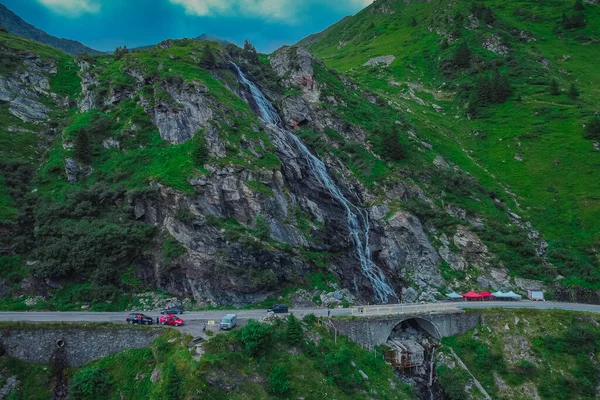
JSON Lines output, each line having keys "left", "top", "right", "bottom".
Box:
{"left": 0, "top": 3, "right": 101, "bottom": 55}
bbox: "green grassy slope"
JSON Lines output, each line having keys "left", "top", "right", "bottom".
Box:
{"left": 439, "top": 309, "right": 600, "bottom": 400}
{"left": 299, "top": 0, "right": 600, "bottom": 286}
{"left": 0, "top": 318, "right": 415, "bottom": 399}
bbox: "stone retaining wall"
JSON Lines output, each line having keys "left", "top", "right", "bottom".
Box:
{"left": 0, "top": 325, "right": 164, "bottom": 366}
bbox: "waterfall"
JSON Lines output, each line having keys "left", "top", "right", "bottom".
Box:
{"left": 232, "top": 63, "right": 396, "bottom": 304}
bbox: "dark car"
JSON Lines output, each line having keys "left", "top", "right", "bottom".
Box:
{"left": 267, "top": 304, "right": 289, "bottom": 314}
{"left": 161, "top": 306, "right": 184, "bottom": 315}
{"left": 126, "top": 313, "right": 154, "bottom": 325}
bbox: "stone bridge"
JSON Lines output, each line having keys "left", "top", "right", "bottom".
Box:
{"left": 328, "top": 310, "right": 479, "bottom": 348}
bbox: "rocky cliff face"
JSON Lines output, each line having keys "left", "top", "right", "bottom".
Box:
{"left": 0, "top": 32, "right": 552, "bottom": 308}
{"left": 85, "top": 44, "right": 547, "bottom": 306}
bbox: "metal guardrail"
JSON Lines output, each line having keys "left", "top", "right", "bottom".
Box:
{"left": 350, "top": 302, "right": 460, "bottom": 316}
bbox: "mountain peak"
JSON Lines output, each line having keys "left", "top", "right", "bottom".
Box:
{"left": 194, "top": 33, "right": 231, "bottom": 46}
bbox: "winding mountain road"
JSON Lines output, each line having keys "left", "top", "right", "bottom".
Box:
{"left": 0, "top": 301, "right": 598, "bottom": 324}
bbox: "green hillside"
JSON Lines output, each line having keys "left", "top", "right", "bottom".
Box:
{"left": 0, "top": 317, "right": 414, "bottom": 399}
{"left": 299, "top": 0, "right": 600, "bottom": 286}
{"left": 438, "top": 309, "right": 600, "bottom": 399}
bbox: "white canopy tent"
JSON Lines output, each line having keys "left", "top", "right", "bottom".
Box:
{"left": 445, "top": 292, "right": 464, "bottom": 300}
{"left": 491, "top": 291, "right": 522, "bottom": 300}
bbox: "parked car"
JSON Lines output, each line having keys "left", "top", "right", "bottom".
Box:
{"left": 126, "top": 313, "right": 154, "bottom": 325}
{"left": 161, "top": 306, "right": 184, "bottom": 315}
{"left": 267, "top": 304, "right": 289, "bottom": 314}
{"left": 159, "top": 314, "right": 184, "bottom": 326}
{"left": 219, "top": 314, "right": 237, "bottom": 330}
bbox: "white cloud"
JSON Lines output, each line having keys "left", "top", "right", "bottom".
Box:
{"left": 37, "top": 0, "right": 101, "bottom": 17}
{"left": 168, "top": 0, "right": 374, "bottom": 23}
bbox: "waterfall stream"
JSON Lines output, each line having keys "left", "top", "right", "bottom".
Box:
{"left": 232, "top": 63, "right": 396, "bottom": 303}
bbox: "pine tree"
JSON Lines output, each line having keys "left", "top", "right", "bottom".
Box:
{"left": 475, "top": 74, "right": 493, "bottom": 106}
{"left": 574, "top": 0, "right": 584, "bottom": 11}
{"left": 380, "top": 126, "right": 405, "bottom": 161}
{"left": 569, "top": 83, "right": 580, "bottom": 100}
{"left": 114, "top": 46, "right": 128, "bottom": 60}
{"left": 491, "top": 70, "right": 512, "bottom": 103}
{"left": 255, "top": 215, "right": 270, "bottom": 241}
{"left": 483, "top": 8, "right": 495, "bottom": 25}
{"left": 454, "top": 41, "right": 472, "bottom": 69}
{"left": 410, "top": 17, "right": 417, "bottom": 27}
{"left": 550, "top": 79, "right": 560, "bottom": 96}
{"left": 242, "top": 39, "right": 259, "bottom": 64}
{"left": 193, "top": 132, "right": 208, "bottom": 166}
{"left": 74, "top": 129, "right": 92, "bottom": 165}
{"left": 585, "top": 117, "right": 600, "bottom": 140}
{"left": 202, "top": 43, "right": 216, "bottom": 68}
{"left": 286, "top": 313, "right": 303, "bottom": 345}
{"left": 466, "top": 95, "right": 478, "bottom": 118}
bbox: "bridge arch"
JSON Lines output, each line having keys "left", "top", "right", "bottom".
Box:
{"left": 388, "top": 317, "right": 442, "bottom": 341}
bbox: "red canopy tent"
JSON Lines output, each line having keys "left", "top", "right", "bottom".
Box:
{"left": 462, "top": 291, "right": 484, "bottom": 301}
{"left": 480, "top": 291, "right": 494, "bottom": 301}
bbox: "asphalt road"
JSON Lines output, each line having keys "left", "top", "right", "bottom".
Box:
{"left": 0, "top": 301, "right": 599, "bottom": 324}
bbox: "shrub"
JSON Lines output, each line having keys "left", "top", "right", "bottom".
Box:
{"left": 202, "top": 43, "right": 217, "bottom": 68}
{"left": 585, "top": 117, "right": 600, "bottom": 140}
{"left": 193, "top": 132, "right": 209, "bottom": 166}
{"left": 163, "top": 236, "right": 186, "bottom": 263}
{"left": 318, "top": 343, "right": 356, "bottom": 387}
{"left": 513, "top": 360, "right": 536, "bottom": 374}
{"left": 378, "top": 125, "right": 405, "bottom": 161}
{"left": 569, "top": 83, "right": 580, "bottom": 99}
{"left": 114, "top": 46, "right": 129, "bottom": 60}
{"left": 164, "top": 361, "right": 182, "bottom": 400}
{"left": 70, "top": 366, "right": 111, "bottom": 400}
{"left": 242, "top": 39, "right": 259, "bottom": 64}
{"left": 562, "top": 13, "right": 586, "bottom": 29}
{"left": 240, "top": 320, "right": 272, "bottom": 356}
{"left": 550, "top": 79, "right": 560, "bottom": 96}
{"left": 437, "top": 365, "right": 469, "bottom": 400}
{"left": 269, "top": 364, "right": 291, "bottom": 395}
{"left": 73, "top": 129, "right": 92, "bottom": 165}
{"left": 302, "top": 313, "right": 317, "bottom": 325}
{"left": 33, "top": 185, "right": 154, "bottom": 282}
{"left": 0, "top": 26, "right": 8, "bottom": 33}
{"left": 254, "top": 214, "right": 270, "bottom": 240}
{"left": 453, "top": 41, "right": 472, "bottom": 69}
{"left": 286, "top": 313, "right": 303, "bottom": 344}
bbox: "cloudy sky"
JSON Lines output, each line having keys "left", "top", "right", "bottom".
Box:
{"left": 2, "top": 0, "right": 374, "bottom": 52}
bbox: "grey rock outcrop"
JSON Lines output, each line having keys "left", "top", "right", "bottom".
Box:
{"left": 9, "top": 96, "right": 49, "bottom": 121}
{"left": 77, "top": 59, "right": 96, "bottom": 112}
{"left": 453, "top": 225, "right": 491, "bottom": 269}
{"left": 363, "top": 55, "right": 396, "bottom": 67}
{"left": 0, "top": 51, "right": 56, "bottom": 122}
{"left": 150, "top": 80, "right": 214, "bottom": 144}
{"left": 270, "top": 46, "right": 321, "bottom": 103}
{"left": 482, "top": 34, "right": 509, "bottom": 55}
{"left": 378, "top": 211, "right": 444, "bottom": 290}
{"left": 64, "top": 158, "right": 93, "bottom": 184}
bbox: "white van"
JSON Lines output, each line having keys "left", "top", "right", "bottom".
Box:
{"left": 219, "top": 314, "right": 237, "bottom": 330}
